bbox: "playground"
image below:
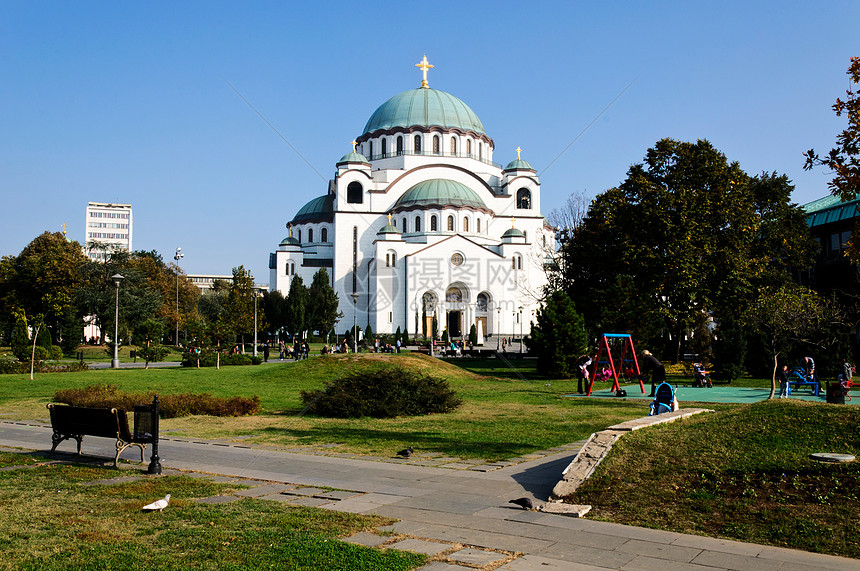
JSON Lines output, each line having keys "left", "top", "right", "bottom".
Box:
{"left": 568, "top": 384, "right": 860, "bottom": 405}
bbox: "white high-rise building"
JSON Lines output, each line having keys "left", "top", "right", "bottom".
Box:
{"left": 84, "top": 202, "right": 133, "bottom": 261}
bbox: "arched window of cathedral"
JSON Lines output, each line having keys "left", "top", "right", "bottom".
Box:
{"left": 477, "top": 218, "right": 481, "bottom": 233}
{"left": 402, "top": 218, "right": 407, "bottom": 232}
{"left": 390, "top": 251, "right": 396, "bottom": 267}
{"left": 463, "top": 217, "right": 469, "bottom": 232}
{"left": 285, "top": 261, "right": 292, "bottom": 276}
{"left": 516, "top": 188, "right": 532, "bottom": 209}
{"left": 430, "top": 215, "right": 437, "bottom": 231}
{"left": 466, "top": 139, "right": 471, "bottom": 156}
{"left": 308, "top": 228, "right": 314, "bottom": 243}
{"left": 433, "top": 135, "right": 440, "bottom": 154}
{"left": 381, "top": 138, "right": 387, "bottom": 157}
{"left": 415, "top": 216, "right": 421, "bottom": 232}
{"left": 396, "top": 135, "right": 403, "bottom": 155}
{"left": 414, "top": 134, "right": 422, "bottom": 153}
{"left": 512, "top": 254, "right": 523, "bottom": 270}
{"left": 347, "top": 181, "right": 363, "bottom": 204}
{"left": 297, "top": 229, "right": 302, "bottom": 243}
{"left": 447, "top": 215, "right": 455, "bottom": 232}
{"left": 369, "top": 141, "right": 374, "bottom": 158}
{"left": 450, "top": 137, "right": 457, "bottom": 154}
{"left": 478, "top": 142, "right": 483, "bottom": 160}
{"left": 322, "top": 227, "right": 328, "bottom": 242}
{"left": 477, "top": 293, "right": 489, "bottom": 312}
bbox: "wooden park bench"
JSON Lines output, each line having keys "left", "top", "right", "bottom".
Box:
{"left": 46, "top": 403, "right": 150, "bottom": 467}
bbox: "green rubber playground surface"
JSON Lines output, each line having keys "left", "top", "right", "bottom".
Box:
{"left": 566, "top": 384, "right": 860, "bottom": 405}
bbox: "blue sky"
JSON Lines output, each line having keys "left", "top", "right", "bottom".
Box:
{"left": 2, "top": 1, "right": 857, "bottom": 281}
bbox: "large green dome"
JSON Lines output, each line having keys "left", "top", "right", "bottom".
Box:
{"left": 362, "top": 88, "right": 485, "bottom": 136}
{"left": 291, "top": 194, "right": 333, "bottom": 224}
{"left": 393, "top": 179, "right": 490, "bottom": 213}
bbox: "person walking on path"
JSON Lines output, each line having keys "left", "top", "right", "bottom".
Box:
{"left": 263, "top": 341, "right": 270, "bottom": 362}
{"left": 641, "top": 350, "right": 665, "bottom": 397}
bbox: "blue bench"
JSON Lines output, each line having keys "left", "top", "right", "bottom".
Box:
{"left": 788, "top": 377, "right": 820, "bottom": 396}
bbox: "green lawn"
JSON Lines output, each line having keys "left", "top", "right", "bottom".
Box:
{"left": 0, "top": 452, "right": 424, "bottom": 570}
{"left": 566, "top": 399, "right": 860, "bottom": 558}
{"left": 0, "top": 353, "right": 652, "bottom": 461}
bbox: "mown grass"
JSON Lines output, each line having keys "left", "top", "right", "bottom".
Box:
{"left": 566, "top": 399, "right": 860, "bottom": 558}
{"left": 0, "top": 452, "right": 424, "bottom": 570}
{"left": 0, "top": 353, "right": 651, "bottom": 461}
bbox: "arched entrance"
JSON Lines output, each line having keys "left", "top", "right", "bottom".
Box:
{"left": 445, "top": 285, "right": 466, "bottom": 338}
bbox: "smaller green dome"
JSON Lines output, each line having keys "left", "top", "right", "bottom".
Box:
{"left": 504, "top": 158, "right": 535, "bottom": 171}
{"left": 291, "top": 195, "right": 334, "bottom": 224}
{"left": 280, "top": 236, "right": 300, "bottom": 247}
{"left": 393, "top": 179, "right": 489, "bottom": 212}
{"left": 502, "top": 227, "right": 525, "bottom": 239}
{"left": 337, "top": 152, "right": 370, "bottom": 165}
{"left": 377, "top": 223, "right": 401, "bottom": 235}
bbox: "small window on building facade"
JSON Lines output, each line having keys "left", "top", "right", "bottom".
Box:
{"left": 347, "top": 181, "right": 363, "bottom": 203}
{"left": 396, "top": 135, "right": 403, "bottom": 155}
{"left": 450, "top": 137, "right": 457, "bottom": 154}
{"left": 431, "top": 215, "right": 437, "bottom": 231}
{"left": 297, "top": 229, "right": 302, "bottom": 243}
{"left": 447, "top": 215, "right": 454, "bottom": 231}
{"left": 381, "top": 138, "right": 387, "bottom": 157}
{"left": 402, "top": 217, "right": 407, "bottom": 232}
{"left": 308, "top": 228, "right": 313, "bottom": 243}
{"left": 322, "top": 227, "right": 328, "bottom": 242}
{"left": 433, "top": 135, "right": 440, "bottom": 154}
{"left": 466, "top": 139, "right": 471, "bottom": 156}
{"left": 463, "top": 217, "right": 469, "bottom": 232}
{"left": 415, "top": 216, "right": 421, "bottom": 232}
{"left": 478, "top": 142, "right": 483, "bottom": 160}
{"left": 414, "top": 134, "right": 422, "bottom": 153}
{"left": 477, "top": 218, "right": 481, "bottom": 233}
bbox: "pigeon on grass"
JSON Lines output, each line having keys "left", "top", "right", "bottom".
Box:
{"left": 396, "top": 446, "right": 414, "bottom": 458}
{"left": 143, "top": 494, "right": 171, "bottom": 512}
{"left": 509, "top": 497, "right": 533, "bottom": 510}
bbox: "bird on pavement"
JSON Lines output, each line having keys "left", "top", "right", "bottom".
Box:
{"left": 143, "top": 494, "right": 171, "bottom": 512}
{"left": 509, "top": 497, "right": 533, "bottom": 510}
{"left": 396, "top": 446, "right": 414, "bottom": 458}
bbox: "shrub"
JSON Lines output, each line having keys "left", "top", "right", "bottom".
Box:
{"left": 50, "top": 345, "right": 63, "bottom": 360}
{"left": 300, "top": 365, "right": 462, "bottom": 418}
{"left": 0, "top": 360, "right": 89, "bottom": 374}
{"left": 53, "top": 384, "right": 261, "bottom": 418}
{"left": 180, "top": 352, "right": 262, "bottom": 367}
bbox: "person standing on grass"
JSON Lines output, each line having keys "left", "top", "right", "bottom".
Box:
{"left": 576, "top": 354, "right": 592, "bottom": 394}
{"left": 841, "top": 358, "right": 853, "bottom": 384}
{"left": 777, "top": 364, "right": 790, "bottom": 398}
{"left": 263, "top": 341, "right": 269, "bottom": 362}
{"left": 641, "top": 350, "right": 665, "bottom": 397}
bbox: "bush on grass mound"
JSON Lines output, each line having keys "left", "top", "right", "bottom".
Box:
{"left": 180, "top": 351, "right": 262, "bottom": 367}
{"left": 53, "top": 384, "right": 261, "bottom": 418}
{"left": 300, "top": 365, "right": 462, "bottom": 418}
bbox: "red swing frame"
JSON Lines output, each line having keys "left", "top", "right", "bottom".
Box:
{"left": 586, "top": 333, "right": 645, "bottom": 395}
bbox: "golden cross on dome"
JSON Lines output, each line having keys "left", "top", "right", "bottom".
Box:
{"left": 287, "top": 224, "right": 293, "bottom": 237}
{"left": 351, "top": 140, "right": 357, "bottom": 152}
{"left": 387, "top": 213, "right": 393, "bottom": 225}
{"left": 511, "top": 216, "right": 516, "bottom": 228}
{"left": 61, "top": 223, "right": 67, "bottom": 235}
{"left": 516, "top": 147, "right": 522, "bottom": 160}
{"left": 415, "top": 55, "right": 434, "bottom": 88}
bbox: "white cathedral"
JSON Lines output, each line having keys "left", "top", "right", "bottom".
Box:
{"left": 269, "top": 57, "right": 554, "bottom": 341}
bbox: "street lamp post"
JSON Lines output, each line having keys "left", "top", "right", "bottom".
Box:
{"left": 253, "top": 289, "right": 259, "bottom": 357}
{"left": 518, "top": 306, "right": 524, "bottom": 353}
{"left": 111, "top": 274, "right": 124, "bottom": 369}
{"left": 351, "top": 293, "right": 359, "bottom": 353}
{"left": 174, "top": 247, "right": 183, "bottom": 347}
{"left": 496, "top": 306, "right": 501, "bottom": 351}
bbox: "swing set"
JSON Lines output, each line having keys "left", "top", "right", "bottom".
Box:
{"left": 586, "top": 333, "right": 645, "bottom": 396}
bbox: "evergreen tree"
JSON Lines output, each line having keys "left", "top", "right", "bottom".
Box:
{"left": 525, "top": 291, "right": 587, "bottom": 378}
{"left": 306, "top": 269, "right": 341, "bottom": 338}
{"left": 469, "top": 324, "right": 478, "bottom": 345}
{"left": 285, "top": 276, "right": 308, "bottom": 338}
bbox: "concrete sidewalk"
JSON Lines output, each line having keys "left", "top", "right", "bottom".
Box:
{"left": 1, "top": 421, "right": 856, "bottom": 570}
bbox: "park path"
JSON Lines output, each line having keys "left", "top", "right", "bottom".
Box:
{"left": 0, "top": 420, "right": 856, "bottom": 570}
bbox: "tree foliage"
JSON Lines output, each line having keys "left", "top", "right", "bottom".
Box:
{"left": 525, "top": 291, "right": 587, "bottom": 378}
{"left": 285, "top": 275, "right": 308, "bottom": 338}
{"left": 565, "top": 138, "right": 815, "bottom": 363}
{"left": 306, "top": 269, "right": 342, "bottom": 338}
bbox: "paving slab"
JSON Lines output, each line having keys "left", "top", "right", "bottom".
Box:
{"left": 283, "top": 496, "right": 334, "bottom": 507}
{"left": 234, "top": 483, "right": 293, "bottom": 497}
{"left": 341, "top": 532, "right": 389, "bottom": 547}
{"left": 616, "top": 538, "right": 702, "bottom": 562}
{"left": 387, "top": 538, "right": 452, "bottom": 556}
{"left": 446, "top": 547, "right": 509, "bottom": 566}
{"left": 256, "top": 493, "right": 299, "bottom": 502}
{"left": 689, "top": 549, "right": 783, "bottom": 570}
{"left": 282, "top": 486, "right": 328, "bottom": 496}
{"left": 620, "top": 554, "right": 720, "bottom": 570}
{"left": 416, "top": 562, "right": 473, "bottom": 571}
{"left": 315, "top": 490, "right": 361, "bottom": 500}
{"left": 500, "top": 554, "right": 605, "bottom": 570}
